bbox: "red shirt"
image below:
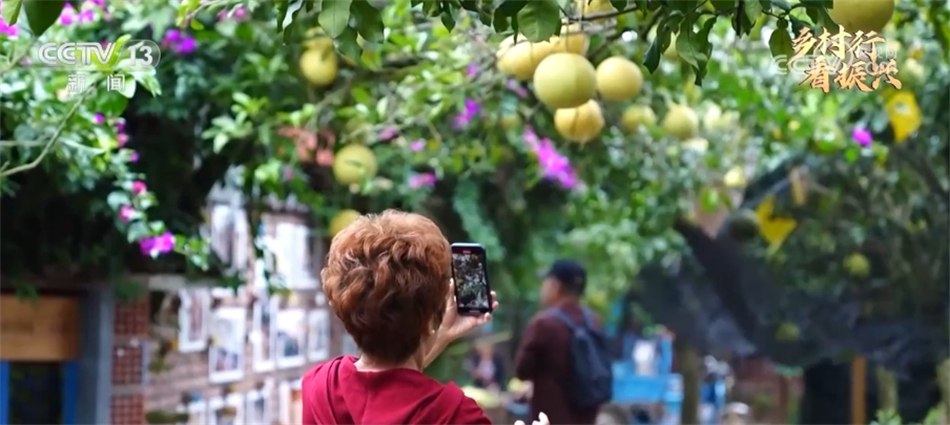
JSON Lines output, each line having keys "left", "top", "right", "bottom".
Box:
{"left": 302, "top": 355, "right": 492, "bottom": 425}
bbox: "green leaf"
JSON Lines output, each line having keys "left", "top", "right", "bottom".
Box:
{"left": 319, "top": 0, "right": 353, "bottom": 38}
{"left": 769, "top": 19, "right": 794, "bottom": 58}
{"left": 516, "top": 0, "right": 560, "bottom": 42}
{"left": 352, "top": 0, "right": 384, "bottom": 41}
{"left": 2, "top": 0, "right": 22, "bottom": 25}
{"left": 710, "top": 0, "right": 734, "bottom": 12}
{"left": 609, "top": 0, "right": 627, "bottom": 11}
{"left": 118, "top": 78, "right": 137, "bottom": 98}
{"left": 644, "top": 24, "right": 672, "bottom": 73}
{"left": 743, "top": 0, "right": 763, "bottom": 24}
{"left": 336, "top": 26, "right": 362, "bottom": 62}
{"left": 496, "top": 0, "right": 528, "bottom": 17}
{"left": 24, "top": 0, "right": 66, "bottom": 37}
{"left": 675, "top": 15, "right": 707, "bottom": 69}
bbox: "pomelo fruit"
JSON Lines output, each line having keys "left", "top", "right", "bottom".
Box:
{"left": 595, "top": 56, "right": 644, "bottom": 102}
{"left": 500, "top": 113, "right": 522, "bottom": 130}
{"left": 496, "top": 35, "right": 553, "bottom": 81}
{"left": 575, "top": 0, "right": 615, "bottom": 20}
{"left": 900, "top": 58, "right": 925, "bottom": 88}
{"left": 554, "top": 100, "right": 604, "bottom": 143}
{"left": 827, "top": 0, "right": 895, "bottom": 34}
{"left": 328, "top": 209, "right": 361, "bottom": 237}
{"left": 549, "top": 22, "right": 589, "bottom": 55}
{"left": 723, "top": 166, "right": 747, "bottom": 188}
{"left": 304, "top": 28, "right": 335, "bottom": 51}
{"left": 620, "top": 105, "right": 656, "bottom": 133}
{"left": 333, "top": 144, "right": 378, "bottom": 185}
{"left": 662, "top": 104, "right": 699, "bottom": 140}
{"left": 299, "top": 47, "right": 339, "bottom": 87}
{"left": 844, "top": 253, "right": 870, "bottom": 277}
{"left": 533, "top": 53, "right": 597, "bottom": 109}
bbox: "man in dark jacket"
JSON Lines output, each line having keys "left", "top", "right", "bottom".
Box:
{"left": 514, "top": 260, "right": 603, "bottom": 425}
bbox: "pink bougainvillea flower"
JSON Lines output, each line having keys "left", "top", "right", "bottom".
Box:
{"left": 408, "top": 173, "right": 437, "bottom": 189}
{"left": 452, "top": 98, "right": 481, "bottom": 129}
{"left": 94, "top": 113, "right": 105, "bottom": 124}
{"left": 162, "top": 30, "right": 182, "bottom": 48}
{"left": 505, "top": 79, "right": 529, "bottom": 98}
{"left": 409, "top": 140, "right": 425, "bottom": 151}
{"left": 117, "top": 133, "right": 129, "bottom": 146}
{"left": 129, "top": 152, "right": 140, "bottom": 162}
{"left": 77, "top": 8, "right": 95, "bottom": 23}
{"left": 131, "top": 181, "right": 147, "bottom": 195}
{"left": 59, "top": 11, "right": 75, "bottom": 26}
{"left": 174, "top": 36, "right": 197, "bottom": 55}
{"left": 525, "top": 133, "right": 579, "bottom": 190}
{"left": 119, "top": 205, "right": 135, "bottom": 222}
{"left": 0, "top": 20, "right": 19, "bottom": 37}
{"left": 88, "top": 0, "right": 105, "bottom": 7}
{"left": 852, "top": 128, "right": 873, "bottom": 147}
{"left": 466, "top": 63, "right": 478, "bottom": 78}
{"left": 231, "top": 7, "right": 248, "bottom": 20}
{"left": 115, "top": 120, "right": 126, "bottom": 132}
{"left": 139, "top": 232, "right": 175, "bottom": 256}
{"left": 379, "top": 127, "right": 398, "bottom": 141}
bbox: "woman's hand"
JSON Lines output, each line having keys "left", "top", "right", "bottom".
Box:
{"left": 423, "top": 280, "right": 498, "bottom": 366}
{"left": 515, "top": 412, "right": 549, "bottom": 425}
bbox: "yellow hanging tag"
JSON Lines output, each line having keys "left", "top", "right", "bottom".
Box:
{"left": 755, "top": 194, "right": 797, "bottom": 251}
{"left": 886, "top": 91, "right": 922, "bottom": 144}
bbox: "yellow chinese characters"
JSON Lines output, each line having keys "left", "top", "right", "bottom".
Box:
{"left": 790, "top": 26, "right": 901, "bottom": 93}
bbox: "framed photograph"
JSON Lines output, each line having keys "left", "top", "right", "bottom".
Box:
{"left": 178, "top": 288, "right": 211, "bottom": 353}
{"left": 306, "top": 309, "right": 331, "bottom": 362}
{"left": 275, "top": 309, "right": 306, "bottom": 369}
{"left": 208, "top": 307, "right": 246, "bottom": 383}
{"left": 175, "top": 399, "right": 206, "bottom": 425}
{"left": 208, "top": 393, "right": 244, "bottom": 425}
{"left": 252, "top": 293, "right": 278, "bottom": 372}
{"left": 209, "top": 204, "right": 234, "bottom": 265}
{"left": 278, "top": 379, "right": 303, "bottom": 425}
{"left": 275, "top": 222, "right": 317, "bottom": 288}
{"left": 245, "top": 380, "right": 273, "bottom": 425}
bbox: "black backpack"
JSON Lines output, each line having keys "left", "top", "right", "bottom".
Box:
{"left": 550, "top": 307, "right": 614, "bottom": 409}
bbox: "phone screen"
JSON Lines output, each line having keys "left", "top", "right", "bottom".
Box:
{"left": 451, "top": 244, "right": 492, "bottom": 315}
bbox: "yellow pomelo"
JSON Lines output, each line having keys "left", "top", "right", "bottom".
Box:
{"left": 900, "top": 58, "right": 925, "bottom": 88}
{"left": 595, "top": 56, "right": 644, "bottom": 102}
{"left": 723, "top": 166, "right": 747, "bottom": 188}
{"left": 554, "top": 100, "right": 605, "bottom": 143}
{"left": 329, "top": 209, "right": 362, "bottom": 238}
{"left": 333, "top": 144, "right": 378, "bottom": 185}
{"left": 299, "top": 47, "right": 339, "bottom": 87}
{"left": 500, "top": 114, "right": 522, "bottom": 130}
{"left": 533, "top": 53, "right": 597, "bottom": 109}
{"left": 620, "top": 105, "right": 656, "bottom": 133}
{"left": 304, "top": 27, "right": 335, "bottom": 50}
{"left": 662, "top": 104, "right": 699, "bottom": 140}
{"left": 575, "top": 0, "right": 615, "bottom": 20}
{"left": 828, "top": 0, "right": 895, "bottom": 34}
{"left": 496, "top": 36, "right": 553, "bottom": 81}
{"left": 549, "top": 23, "right": 589, "bottom": 55}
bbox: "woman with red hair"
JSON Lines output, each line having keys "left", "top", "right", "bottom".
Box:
{"left": 303, "top": 210, "right": 547, "bottom": 425}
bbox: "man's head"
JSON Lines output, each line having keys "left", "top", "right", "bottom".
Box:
{"left": 540, "top": 259, "right": 587, "bottom": 306}
{"left": 321, "top": 210, "right": 451, "bottom": 366}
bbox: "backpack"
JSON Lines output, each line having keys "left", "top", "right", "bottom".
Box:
{"left": 550, "top": 307, "right": 614, "bottom": 409}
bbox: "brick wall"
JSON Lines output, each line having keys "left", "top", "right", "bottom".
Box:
{"left": 136, "top": 211, "right": 340, "bottom": 425}
{"left": 112, "top": 293, "right": 150, "bottom": 424}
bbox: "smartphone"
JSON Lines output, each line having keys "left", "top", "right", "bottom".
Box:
{"left": 450, "top": 243, "right": 493, "bottom": 315}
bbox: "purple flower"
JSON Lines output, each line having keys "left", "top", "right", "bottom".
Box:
{"left": 452, "top": 98, "right": 481, "bottom": 129}
{"left": 852, "top": 128, "right": 872, "bottom": 146}
{"left": 115, "top": 120, "right": 126, "bottom": 132}
{"left": 173, "top": 37, "right": 197, "bottom": 55}
{"left": 117, "top": 133, "right": 129, "bottom": 146}
{"left": 409, "top": 140, "right": 425, "bottom": 151}
{"left": 162, "top": 30, "right": 182, "bottom": 48}
{"left": 379, "top": 127, "right": 398, "bottom": 141}
{"left": 0, "top": 20, "right": 19, "bottom": 37}
{"left": 119, "top": 205, "right": 135, "bottom": 223}
{"left": 408, "top": 173, "right": 437, "bottom": 189}
{"left": 139, "top": 232, "right": 175, "bottom": 256}
{"left": 129, "top": 152, "right": 140, "bottom": 162}
{"left": 59, "top": 12, "right": 75, "bottom": 26}
{"left": 526, "top": 133, "right": 579, "bottom": 190}
{"left": 231, "top": 7, "right": 248, "bottom": 20}
{"left": 78, "top": 9, "right": 95, "bottom": 23}
{"left": 94, "top": 113, "right": 105, "bottom": 124}
{"left": 131, "top": 181, "right": 147, "bottom": 195}
{"left": 505, "top": 80, "right": 529, "bottom": 98}
{"left": 88, "top": 0, "right": 105, "bottom": 7}
{"left": 466, "top": 64, "right": 479, "bottom": 78}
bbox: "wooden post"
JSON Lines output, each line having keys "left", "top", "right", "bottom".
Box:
{"left": 851, "top": 356, "right": 867, "bottom": 425}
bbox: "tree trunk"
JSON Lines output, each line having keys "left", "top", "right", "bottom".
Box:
{"left": 875, "top": 366, "right": 898, "bottom": 415}
{"left": 676, "top": 338, "right": 701, "bottom": 425}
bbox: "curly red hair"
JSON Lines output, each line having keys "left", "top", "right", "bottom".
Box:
{"left": 321, "top": 209, "right": 451, "bottom": 364}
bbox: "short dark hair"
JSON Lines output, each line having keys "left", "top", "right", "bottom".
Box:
{"left": 546, "top": 259, "right": 587, "bottom": 295}
{"left": 322, "top": 210, "right": 451, "bottom": 364}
